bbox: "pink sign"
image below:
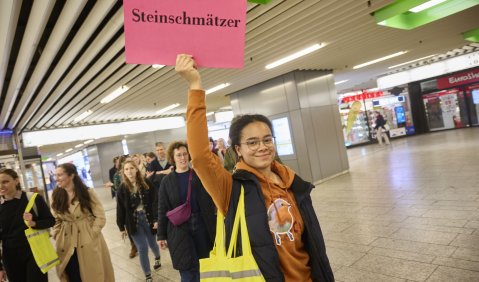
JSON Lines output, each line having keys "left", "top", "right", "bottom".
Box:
{"left": 123, "top": 0, "right": 247, "bottom": 69}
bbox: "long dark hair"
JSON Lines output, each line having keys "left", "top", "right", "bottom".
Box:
{"left": 121, "top": 160, "right": 149, "bottom": 193}
{"left": 51, "top": 163, "right": 92, "bottom": 214}
{"left": 0, "top": 168, "right": 22, "bottom": 190}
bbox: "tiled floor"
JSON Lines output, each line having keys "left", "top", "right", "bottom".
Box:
{"left": 50, "top": 127, "right": 479, "bottom": 281}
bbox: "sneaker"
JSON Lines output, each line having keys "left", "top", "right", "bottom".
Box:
{"left": 153, "top": 258, "right": 161, "bottom": 271}
{"left": 145, "top": 274, "right": 153, "bottom": 282}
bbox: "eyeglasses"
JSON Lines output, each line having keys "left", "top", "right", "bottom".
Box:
{"left": 174, "top": 152, "right": 189, "bottom": 158}
{"left": 240, "top": 136, "right": 275, "bottom": 151}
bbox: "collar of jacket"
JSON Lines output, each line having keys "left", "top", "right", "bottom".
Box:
{"left": 232, "top": 169, "right": 314, "bottom": 205}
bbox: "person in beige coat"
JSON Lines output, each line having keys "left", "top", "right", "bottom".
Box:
{"left": 51, "top": 163, "right": 114, "bottom": 282}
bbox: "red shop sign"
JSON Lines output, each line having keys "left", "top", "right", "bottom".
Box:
{"left": 341, "top": 90, "right": 383, "bottom": 103}
{"left": 437, "top": 68, "right": 479, "bottom": 89}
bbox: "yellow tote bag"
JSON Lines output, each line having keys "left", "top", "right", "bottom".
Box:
{"left": 24, "top": 193, "right": 60, "bottom": 273}
{"left": 200, "top": 186, "right": 265, "bottom": 281}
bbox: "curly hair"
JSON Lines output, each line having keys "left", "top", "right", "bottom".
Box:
{"left": 166, "top": 141, "right": 189, "bottom": 165}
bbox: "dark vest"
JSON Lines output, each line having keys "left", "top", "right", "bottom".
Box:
{"left": 225, "top": 170, "right": 335, "bottom": 282}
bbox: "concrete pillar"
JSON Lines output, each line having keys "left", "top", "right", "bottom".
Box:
{"left": 229, "top": 70, "right": 348, "bottom": 183}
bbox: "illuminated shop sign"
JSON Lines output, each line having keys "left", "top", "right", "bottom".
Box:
{"left": 340, "top": 90, "right": 384, "bottom": 103}
{"left": 372, "top": 96, "right": 405, "bottom": 106}
{"left": 437, "top": 68, "right": 479, "bottom": 89}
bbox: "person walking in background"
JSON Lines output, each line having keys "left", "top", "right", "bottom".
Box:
{"left": 215, "top": 137, "right": 227, "bottom": 164}
{"left": 157, "top": 141, "right": 216, "bottom": 282}
{"left": 223, "top": 138, "right": 237, "bottom": 173}
{"left": 105, "top": 156, "right": 119, "bottom": 198}
{"left": 0, "top": 168, "right": 55, "bottom": 282}
{"left": 116, "top": 161, "right": 161, "bottom": 282}
{"left": 133, "top": 153, "right": 147, "bottom": 177}
{"left": 51, "top": 163, "right": 114, "bottom": 282}
{"left": 374, "top": 111, "right": 390, "bottom": 145}
{"left": 176, "top": 54, "right": 334, "bottom": 282}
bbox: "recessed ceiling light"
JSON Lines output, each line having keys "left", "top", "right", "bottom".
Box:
{"left": 65, "top": 148, "right": 73, "bottom": 153}
{"left": 409, "top": 0, "right": 447, "bottom": 13}
{"left": 73, "top": 110, "right": 93, "bottom": 122}
{"left": 56, "top": 153, "right": 63, "bottom": 157}
{"left": 388, "top": 54, "right": 437, "bottom": 69}
{"left": 74, "top": 144, "right": 83, "bottom": 148}
{"left": 353, "top": 51, "right": 407, "bottom": 69}
{"left": 335, "top": 80, "right": 349, "bottom": 85}
{"left": 84, "top": 139, "right": 94, "bottom": 144}
{"left": 206, "top": 112, "right": 215, "bottom": 116}
{"left": 152, "top": 64, "right": 165, "bottom": 69}
{"left": 156, "top": 103, "right": 180, "bottom": 115}
{"left": 100, "top": 85, "right": 129, "bottom": 104}
{"left": 205, "top": 83, "right": 230, "bottom": 95}
{"left": 265, "top": 43, "right": 324, "bottom": 69}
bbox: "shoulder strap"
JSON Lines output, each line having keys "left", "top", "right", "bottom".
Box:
{"left": 25, "top": 192, "right": 38, "bottom": 215}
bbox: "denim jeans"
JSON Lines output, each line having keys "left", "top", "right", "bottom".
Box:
{"left": 179, "top": 265, "right": 199, "bottom": 282}
{"left": 130, "top": 210, "right": 161, "bottom": 275}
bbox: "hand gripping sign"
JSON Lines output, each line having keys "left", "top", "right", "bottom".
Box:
{"left": 123, "top": 0, "right": 247, "bottom": 69}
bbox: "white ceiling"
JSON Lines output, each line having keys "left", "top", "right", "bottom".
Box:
{"left": 1, "top": 0, "right": 479, "bottom": 155}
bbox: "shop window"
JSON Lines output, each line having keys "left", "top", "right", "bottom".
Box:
{"left": 423, "top": 89, "right": 466, "bottom": 131}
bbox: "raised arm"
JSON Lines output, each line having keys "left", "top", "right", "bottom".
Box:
{"left": 176, "top": 54, "right": 233, "bottom": 215}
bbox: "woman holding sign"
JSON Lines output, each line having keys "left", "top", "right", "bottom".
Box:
{"left": 0, "top": 168, "right": 55, "bottom": 282}
{"left": 176, "top": 54, "right": 335, "bottom": 282}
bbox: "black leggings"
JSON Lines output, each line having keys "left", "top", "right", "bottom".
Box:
{"left": 2, "top": 245, "right": 47, "bottom": 282}
{"left": 65, "top": 249, "right": 82, "bottom": 282}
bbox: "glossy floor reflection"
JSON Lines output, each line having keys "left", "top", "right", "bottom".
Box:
{"left": 50, "top": 128, "right": 479, "bottom": 281}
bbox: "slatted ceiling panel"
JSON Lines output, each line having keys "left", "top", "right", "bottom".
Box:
{"left": 49, "top": 65, "right": 133, "bottom": 127}
{"left": 63, "top": 64, "right": 149, "bottom": 125}
{"left": 16, "top": 0, "right": 118, "bottom": 130}
{"left": 9, "top": 0, "right": 88, "bottom": 129}
{"left": 51, "top": 60, "right": 132, "bottom": 127}
{"left": 0, "top": 0, "right": 22, "bottom": 107}
{"left": 27, "top": 8, "right": 124, "bottom": 129}
{"left": 0, "top": 0, "right": 55, "bottom": 129}
{"left": 37, "top": 36, "right": 124, "bottom": 127}
{"left": 92, "top": 68, "right": 184, "bottom": 121}
{"left": 43, "top": 55, "right": 127, "bottom": 128}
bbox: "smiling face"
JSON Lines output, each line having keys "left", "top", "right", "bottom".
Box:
{"left": 55, "top": 167, "right": 74, "bottom": 189}
{"left": 235, "top": 121, "right": 276, "bottom": 173}
{"left": 123, "top": 162, "right": 138, "bottom": 182}
{"left": 0, "top": 172, "right": 19, "bottom": 199}
{"left": 173, "top": 146, "right": 190, "bottom": 172}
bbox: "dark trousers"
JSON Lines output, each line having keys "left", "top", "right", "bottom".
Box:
{"left": 3, "top": 245, "right": 48, "bottom": 282}
{"left": 179, "top": 213, "right": 212, "bottom": 282}
{"left": 65, "top": 249, "right": 82, "bottom": 282}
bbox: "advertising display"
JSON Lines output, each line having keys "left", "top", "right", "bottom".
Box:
{"left": 271, "top": 117, "right": 294, "bottom": 156}
{"left": 58, "top": 151, "right": 93, "bottom": 187}
{"left": 422, "top": 89, "right": 467, "bottom": 131}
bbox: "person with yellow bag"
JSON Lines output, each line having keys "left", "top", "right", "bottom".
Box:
{"left": 177, "top": 54, "right": 335, "bottom": 282}
{"left": 0, "top": 168, "right": 55, "bottom": 282}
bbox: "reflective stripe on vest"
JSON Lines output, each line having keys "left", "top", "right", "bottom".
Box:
{"left": 200, "top": 269, "right": 262, "bottom": 279}
{"left": 26, "top": 229, "right": 49, "bottom": 239}
{"left": 39, "top": 257, "right": 61, "bottom": 271}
